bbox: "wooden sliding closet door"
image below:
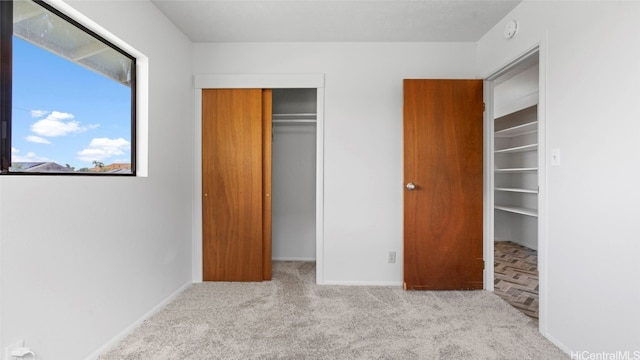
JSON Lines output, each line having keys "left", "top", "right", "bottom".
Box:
{"left": 403, "top": 79, "right": 483, "bottom": 290}
{"left": 202, "top": 89, "right": 272, "bottom": 281}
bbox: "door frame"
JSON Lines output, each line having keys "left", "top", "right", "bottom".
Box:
{"left": 483, "top": 45, "right": 547, "bottom": 332}
{"left": 192, "top": 73, "right": 326, "bottom": 284}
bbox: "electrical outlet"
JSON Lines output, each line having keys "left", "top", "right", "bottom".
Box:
{"left": 388, "top": 251, "right": 396, "bottom": 264}
{"left": 5, "top": 340, "right": 24, "bottom": 360}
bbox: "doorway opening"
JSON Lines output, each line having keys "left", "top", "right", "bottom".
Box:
{"left": 487, "top": 49, "right": 541, "bottom": 320}
{"left": 271, "top": 89, "right": 317, "bottom": 262}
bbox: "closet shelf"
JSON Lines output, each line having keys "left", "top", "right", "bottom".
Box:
{"left": 495, "top": 121, "right": 538, "bottom": 137}
{"left": 495, "top": 187, "right": 538, "bottom": 194}
{"left": 495, "top": 205, "right": 538, "bottom": 217}
{"left": 495, "top": 167, "right": 538, "bottom": 173}
{"left": 495, "top": 143, "right": 537, "bottom": 154}
{"left": 272, "top": 113, "right": 317, "bottom": 120}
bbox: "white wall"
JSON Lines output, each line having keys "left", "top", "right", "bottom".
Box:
{"left": 478, "top": 0, "right": 640, "bottom": 354}
{"left": 272, "top": 123, "right": 317, "bottom": 260}
{"left": 0, "top": 1, "right": 194, "bottom": 359}
{"left": 193, "top": 43, "right": 478, "bottom": 285}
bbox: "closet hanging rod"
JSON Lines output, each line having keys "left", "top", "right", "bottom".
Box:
{"left": 272, "top": 113, "right": 317, "bottom": 119}
{"left": 272, "top": 119, "right": 316, "bottom": 124}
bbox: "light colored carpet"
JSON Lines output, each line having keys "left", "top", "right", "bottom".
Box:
{"left": 99, "top": 262, "right": 567, "bottom": 359}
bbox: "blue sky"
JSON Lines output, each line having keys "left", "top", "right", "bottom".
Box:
{"left": 12, "top": 36, "right": 131, "bottom": 170}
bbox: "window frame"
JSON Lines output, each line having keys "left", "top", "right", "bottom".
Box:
{"left": 0, "top": 0, "right": 137, "bottom": 176}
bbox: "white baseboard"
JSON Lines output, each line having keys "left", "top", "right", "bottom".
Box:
{"left": 85, "top": 281, "right": 192, "bottom": 360}
{"left": 541, "top": 330, "right": 572, "bottom": 357}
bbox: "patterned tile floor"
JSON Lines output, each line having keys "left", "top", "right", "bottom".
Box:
{"left": 494, "top": 241, "right": 539, "bottom": 319}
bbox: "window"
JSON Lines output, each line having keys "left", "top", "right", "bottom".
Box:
{"left": 0, "top": 0, "right": 136, "bottom": 175}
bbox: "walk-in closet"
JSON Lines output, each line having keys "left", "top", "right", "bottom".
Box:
{"left": 271, "top": 89, "right": 317, "bottom": 261}
{"left": 492, "top": 52, "right": 540, "bottom": 319}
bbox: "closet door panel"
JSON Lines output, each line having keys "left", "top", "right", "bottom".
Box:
{"left": 262, "top": 89, "right": 272, "bottom": 280}
{"left": 202, "top": 89, "right": 265, "bottom": 281}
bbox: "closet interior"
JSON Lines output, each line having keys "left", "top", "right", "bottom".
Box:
{"left": 492, "top": 52, "right": 540, "bottom": 318}
{"left": 493, "top": 54, "right": 539, "bottom": 250}
{"left": 271, "top": 89, "right": 317, "bottom": 261}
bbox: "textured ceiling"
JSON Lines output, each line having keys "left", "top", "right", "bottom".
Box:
{"left": 151, "top": 0, "right": 522, "bottom": 42}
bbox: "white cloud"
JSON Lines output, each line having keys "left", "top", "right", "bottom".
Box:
{"left": 30, "top": 111, "right": 88, "bottom": 137}
{"left": 30, "top": 110, "right": 49, "bottom": 118}
{"left": 77, "top": 137, "right": 130, "bottom": 162}
{"left": 25, "top": 135, "right": 51, "bottom": 144}
{"left": 11, "top": 147, "right": 49, "bottom": 162}
{"left": 50, "top": 111, "right": 73, "bottom": 120}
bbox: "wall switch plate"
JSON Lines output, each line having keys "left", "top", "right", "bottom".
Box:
{"left": 551, "top": 148, "right": 561, "bottom": 166}
{"left": 388, "top": 251, "right": 396, "bottom": 264}
{"left": 5, "top": 340, "right": 24, "bottom": 360}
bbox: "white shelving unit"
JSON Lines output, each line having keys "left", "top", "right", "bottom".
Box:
{"left": 493, "top": 58, "right": 539, "bottom": 251}
{"left": 494, "top": 107, "right": 539, "bottom": 221}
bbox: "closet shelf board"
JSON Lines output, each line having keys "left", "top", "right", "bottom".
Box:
{"left": 495, "top": 143, "right": 538, "bottom": 154}
{"left": 495, "top": 187, "right": 538, "bottom": 194}
{"left": 495, "top": 205, "right": 538, "bottom": 217}
{"left": 495, "top": 167, "right": 538, "bottom": 173}
{"left": 495, "top": 121, "right": 538, "bottom": 137}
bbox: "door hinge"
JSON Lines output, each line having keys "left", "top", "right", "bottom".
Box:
{"left": 483, "top": 103, "right": 486, "bottom": 112}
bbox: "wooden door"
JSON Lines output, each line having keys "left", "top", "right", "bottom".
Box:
{"left": 403, "top": 79, "right": 483, "bottom": 290}
{"left": 202, "top": 89, "right": 272, "bottom": 281}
